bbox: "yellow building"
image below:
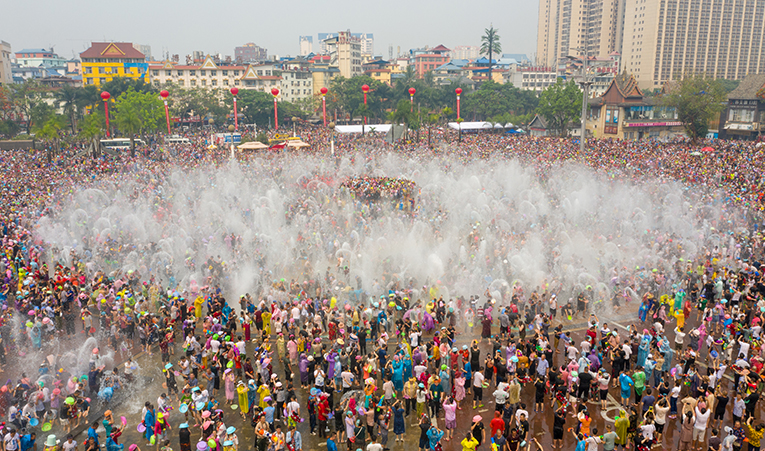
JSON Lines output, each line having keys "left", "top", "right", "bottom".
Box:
{"left": 80, "top": 42, "right": 148, "bottom": 86}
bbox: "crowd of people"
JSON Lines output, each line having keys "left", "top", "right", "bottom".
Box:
{"left": 0, "top": 127, "right": 764, "bottom": 451}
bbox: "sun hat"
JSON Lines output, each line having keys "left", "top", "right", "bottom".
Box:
{"left": 473, "top": 415, "right": 482, "bottom": 422}
{"left": 45, "top": 435, "right": 57, "bottom": 447}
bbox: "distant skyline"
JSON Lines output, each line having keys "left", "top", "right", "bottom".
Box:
{"left": 4, "top": 0, "right": 538, "bottom": 61}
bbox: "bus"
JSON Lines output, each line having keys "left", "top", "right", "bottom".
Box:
{"left": 164, "top": 136, "right": 191, "bottom": 145}
{"left": 100, "top": 138, "right": 145, "bottom": 150}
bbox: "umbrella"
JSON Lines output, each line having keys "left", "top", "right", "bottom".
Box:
{"left": 237, "top": 141, "right": 268, "bottom": 150}
{"left": 690, "top": 151, "right": 702, "bottom": 156}
{"left": 701, "top": 146, "right": 715, "bottom": 152}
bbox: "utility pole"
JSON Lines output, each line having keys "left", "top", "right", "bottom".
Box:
{"left": 569, "top": 46, "right": 592, "bottom": 154}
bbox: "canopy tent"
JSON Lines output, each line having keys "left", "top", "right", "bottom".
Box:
{"left": 237, "top": 141, "right": 268, "bottom": 150}
{"left": 286, "top": 140, "right": 310, "bottom": 148}
{"left": 447, "top": 121, "right": 515, "bottom": 130}
{"left": 334, "top": 124, "right": 392, "bottom": 134}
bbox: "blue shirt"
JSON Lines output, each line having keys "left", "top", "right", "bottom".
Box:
{"left": 264, "top": 406, "right": 275, "bottom": 424}
{"left": 19, "top": 434, "right": 34, "bottom": 451}
{"left": 88, "top": 427, "right": 100, "bottom": 446}
{"left": 326, "top": 439, "right": 338, "bottom": 451}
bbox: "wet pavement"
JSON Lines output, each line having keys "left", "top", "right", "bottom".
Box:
{"left": 13, "top": 305, "right": 741, "bottom": 451}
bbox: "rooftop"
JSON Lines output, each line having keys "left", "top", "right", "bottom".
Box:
{"left": 728, "top": 74, "right": 765, "bottom": 100}
{"left": 80, "top": 42, "right": 145, "bottom": 59}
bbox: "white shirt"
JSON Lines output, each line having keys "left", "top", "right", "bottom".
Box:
{"left": 473, "top": 371, "right": 485, "bottom": 388}
{"left": 694, "top": 407, "right": 710, "bottom": 430}
{"left": 62, "top": 440, "right": 77, "bottom": 451}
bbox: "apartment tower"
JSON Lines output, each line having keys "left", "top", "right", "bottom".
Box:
{"left": 621, "top": 0, "right": 765, "bottom": 89}
{"left": 536, "top": 0, "right": 625, "bottom": 67}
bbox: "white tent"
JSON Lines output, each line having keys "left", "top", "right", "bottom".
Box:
{"left": 237, "top": 141, "right": 268, "bottom": 150}
{"left": 447, "top": 121, "right": 515, "bottom": 130}
{"left": 334, "top": 124, "right": 392, "bottom": 134}
{"left": 286, "top": 140, "right": 310, "bottom": 148}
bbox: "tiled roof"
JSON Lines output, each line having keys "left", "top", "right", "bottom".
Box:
{"left": 728, "top": 74, "right": 765, "bottom": 100}
{"left": 80, "top": 42, "right": 145, "bottom": 59}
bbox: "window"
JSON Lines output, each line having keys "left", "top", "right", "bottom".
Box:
{"left": 190, "top": 70, "right": 196, "bottom": 76}
{"left": 223, "top": 79, "right": 229, "bottom": 85}
{"left": 177, "top": 70, "right": 183, "bottom": 76}
{"left": 211, "top": 70, "right": 216, "bottom": 76}
{"left": 212, "top": 79, "right": 217, "bottom": 86}
{"left": 234, "top": 70, "right": 239, "bottom": 76}
{"left": 166, "top": 70, "right": 172, "bottom": 76}
{"left": 202, "top": 79, "right": 207, "bottom": 86}
{"left": 179, "top": 80, "right": 185, "bottom": 86}
{"left": 222, "top": 70, "right": 228, "bottom": 76}
{"left": 153, "top": 70, "right": 159, "bottom": 76}
{"left": 200, "top": 70, "right": 206, "bottom": 76}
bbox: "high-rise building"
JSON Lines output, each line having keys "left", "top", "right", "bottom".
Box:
{"left": 536, "top": 0, "right": 625, "bottom": 67}
{"left": 621, "top": 0, "right": 765, "bottom": 89}
{"left": 319, "top": 32, "right": 373, "bottom": 56}
{"left": 324, "top": 31, "right": 362, "bottom": 78}
{"left": 299, "top": 36, "right": 313, "bottom": 56}
{"left": 133, "top": 44, "right": 152, "bottom": 61}
{"left": 234, "top": 43, "right": 267, "bottom": 63}
{"left": 0, "top": 41, "right": 12, "bottom": 85}
{"left": 451, "top": 46, "right": 480, "bottom": 61}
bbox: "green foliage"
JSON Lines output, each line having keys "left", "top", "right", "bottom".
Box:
{"left": 255, "top": 132, "right": 269, "bottom": 144}
{"left": 113, "top": 88, "right": 164, "bottom": 155}
{"left": 29, "top": 102, "right": 58, "bottom": 133}
{"left": 661, "top": 74, "right": 727, "bottom": 141}
{"left": 327, "top": 76, "right": 392, "bottom": 122}
{"left": 100, "top": 77, "right": 155, "bottom": 100}
{"left": 717, "top": 79, "right": 740, "bottom": 94}
{"left": 536, "top": 79, "right": 582, "bottom": 136}
{"left": 462, "top": 81, "right": 538, "bottom": 120}
{"left": 79, "top": 113, "right": 104, "bottom": 140}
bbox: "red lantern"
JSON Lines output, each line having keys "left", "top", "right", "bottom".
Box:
{"left": 100, "top": 91, "right": 111, "bottom": 101}
{"left": 271, "top": 88, "right": 280, "bottom": 97}
{"left": 455, "top": 88, "right": 463, "bottom": 95}
{"left": 320, "top": 87, "right": 328, "bottom": 95}
{"left": 408, "top": 87, "right": 416, "bottom": 96}
{"left": 160, "top": 90, "right": 169, "bottom": 99}
{"left": 362, "top": 84, "right": 370, "bottom": 93}
{"left": 230, "top": 87, "right": 239, "bottom": 96}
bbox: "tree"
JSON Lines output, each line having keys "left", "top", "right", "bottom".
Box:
{"left": 481, "top": 26, "right": 502, "bottom": 79}
{"left": 536, "top": 79, "right": 582, "bottom": 136}
{"left": 462, "top": 80, "right": 538, "bottom": 120}
{"left": 79, "top": 113, "right": 104, "bottom": 157}
{"left": 10, "top": 79, "right": 46, "bottom": 132}
{"left": 661, "top": 75, "right": 727, "bottom": 142}
{"left": 113, "top": 88, "right": 164, "bottom": 156}
{"left": 54, "top": 86, "right": 82, "bottom": 132}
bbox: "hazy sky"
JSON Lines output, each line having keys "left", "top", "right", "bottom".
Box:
{"left": 6, "top": 0, "right": 539, "bottom": 62}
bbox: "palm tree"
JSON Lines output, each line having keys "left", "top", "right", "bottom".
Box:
{"left": 114, "top": 108, "right": 142, "bottom": 157}
{"left": 54, "top": 86, "right": 81, "bottom": 133}
{"left": 481, "top": 25, "right": 502, "bottom": 80}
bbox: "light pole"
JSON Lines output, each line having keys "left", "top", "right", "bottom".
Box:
{"left": 408, "top": 87, "right": 416, "bottom": 112}
{"left": 362, "top": 84, "right": 369, "bottom": 125}
{"left": 100, "top": 91, "right": 111, "bottom": 138}
{"left": 271, "top": 88, "right": 279, "bottom": 129}
{"left": 230, "top": 87, "right": 239, "bottom": 131}
{"left": 320, "top": 87, "right": 328, "bottom": 127}
{"left": 455, "top": 87, "right": 462, "bottom": 120}
{"left": 570, "top": 46, "right": 591, "bottom": 154}
{"left": 160, "top": 90, "right": 171, "bottom": 135}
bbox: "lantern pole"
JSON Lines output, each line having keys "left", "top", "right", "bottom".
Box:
{"left": 271, "top": 88, "right": 280, "bottom": 130}
{"left": 100, "top": 91, "right": 111, "bottom": 138}
{"left": 230, "top": 87, "right": 239, "bottom": 131}
{"left": 320, "top": 87, "right": 328, "bottom": 127}
{"left": 160, "top": 90, "right": 171, "bottom": 134}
